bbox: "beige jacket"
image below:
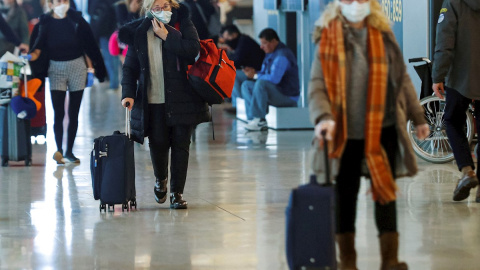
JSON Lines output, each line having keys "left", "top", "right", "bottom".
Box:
{"left": 308, "top": 23, "right": 426, "bottom": 178}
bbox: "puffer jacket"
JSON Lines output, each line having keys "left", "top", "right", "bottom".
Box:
{"left": 119, "top": 4, "right": 210, "bottom": 144}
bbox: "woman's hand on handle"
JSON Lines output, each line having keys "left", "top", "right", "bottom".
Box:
{"left": 314, "top": 120, "right": 335, "bottom": 147}
{"left": 122, "top": 98, "right": 134, "bottom": 111}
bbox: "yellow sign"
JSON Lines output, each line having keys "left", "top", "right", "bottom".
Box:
{"left": 380, "top": 0, "right": 403, "bottom": 23}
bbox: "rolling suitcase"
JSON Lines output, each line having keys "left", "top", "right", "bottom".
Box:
{"left": 90, "top": 105, "right": 136, "bottom": 212}
{"left": 0, "top": 60, "right": 33, "bottom": 167}
{"left": 285, "top": 134, "right": 336, "bottom": 270}
{"left": 0, "top": 104, "right": 32, "bottom": 166}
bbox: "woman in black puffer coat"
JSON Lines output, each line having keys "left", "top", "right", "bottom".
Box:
{"left": 119, "top": 0, "right": 210, "bottom": 209}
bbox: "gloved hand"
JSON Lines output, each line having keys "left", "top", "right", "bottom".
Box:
{"left": 86, "top": 70, "right": 94, "bottom": 87}
{"left": 20, "top": 54, "right": 32, "bottom": 61}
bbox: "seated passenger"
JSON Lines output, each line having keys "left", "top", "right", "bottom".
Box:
{"left": 241, "top": 28, "right": 299, "bottom": 131}
{"left": 220, "top": 24, "right": 265, "bottom": 114}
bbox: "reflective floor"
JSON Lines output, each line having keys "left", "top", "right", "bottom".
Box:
{"left": 1, "top": 83, "right": 480, "bottom": 269}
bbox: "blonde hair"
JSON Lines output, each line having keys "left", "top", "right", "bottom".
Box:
{"left": 142, "top": 0, "right": 179, "bottom": 14}
{"left": 313, "top": 0, "right": 392, "bottom": 42}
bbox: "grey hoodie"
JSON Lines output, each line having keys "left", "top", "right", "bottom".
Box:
{"left": 432, "top": 0, "right": 480, "bottom": 99}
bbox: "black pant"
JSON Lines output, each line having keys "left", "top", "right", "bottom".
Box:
{"left": 50, "top": 90, "right": 84, "bottom": 154}
{"left": 336, "top": 125, "right": 398, "bottom": 234}
{"left": 148, "top": 104, "right": 194, "bottom": 193}
{"left": 444, "top": 87, "right": 480, "bottom": 173}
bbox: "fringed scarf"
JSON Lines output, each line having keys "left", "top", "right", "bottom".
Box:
{"left": 319, "top": 19, "right": 397, "bottom": 204}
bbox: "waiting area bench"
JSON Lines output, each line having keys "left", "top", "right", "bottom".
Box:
{"left": 235, "top": 98, "right": 314, "bottom": 130}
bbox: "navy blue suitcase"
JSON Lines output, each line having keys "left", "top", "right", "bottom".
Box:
{"left": 285, "top": 136, "right": 336, "bottom": 270}
{"left": 91, "top": 107, "right": 136, "bottom": 212}
{"left": 0, "top": 104, "right": 32, "bottom": 167}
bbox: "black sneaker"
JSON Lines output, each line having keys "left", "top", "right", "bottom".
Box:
{"left": 170, "top": 193, "right": 188, "bottom": 209}
{"left": 154, "top": 179, "right": 168, "bottom": 204}
{"left": 63, "top": 153, "right": 80, "bottom": 164}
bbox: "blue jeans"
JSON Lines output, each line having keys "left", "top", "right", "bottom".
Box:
{"left": 99, "top": 37, "right": 120, "bottom": 89}
{"left": 232, "top": 70, "right": 248, "bottom": 107}
{"left": 241, "top": 79, "right": 298, "bottom": 120}
{"left": 444, "top": 87, "right": 480, "bottom": 173}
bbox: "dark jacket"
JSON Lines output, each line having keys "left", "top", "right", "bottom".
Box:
{"left": 114, "top": 0, "right": 139, "bottom": 28}
{"left": 258, "top": 42, "right": 300, "bottom": 97}
{"left": 89, "top": 0, "right": 117, "bottom": 40}
{"left": 229, "top": 34, "right": 265, "bottom": 71}
{"left": 29, "top": 9, "right": 107, "bottom": 82}
{"left": 432, "top": 0, "right": 480, "bottom": 99}
{"left": 0, "top": 15, "right": 20, "bottom": 47}
{"left": 0, "top": 5, "right": 29, "bottom": 55}
{"left": 183, "top": 0, "right": 215, "bottom": 40}
{"left": 119, "top": 4, "right": 210, "bottom": 144}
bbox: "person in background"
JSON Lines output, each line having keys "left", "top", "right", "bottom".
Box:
{"left": 18, "top": 0, "right": 45, "bottom": 29}
{"left": 241, "top": 28, "right": 299, "bottom": 131}
{"left": 432, "top": 0, "right": 480, "bottom": 203}
{"left": 27, "top": 0, "right": 106, "bottom": 164}
{"left": 220, "top": 24, "right": 264, "bottom": 114}
{"left": 115, "top": 0, "right": 142, "bottom": 28}
{"left": 0, "top": 0, "right": 29, "bottom": 55}
{"left": 309, "top": 0, "right": 429, "bottom": 269}
{"left": 0, "top": 13, "right": 28, "bottom": 52}
{"left": 119, "top": 0, "right": 210, "bottom": 209}
{"left": 182, "top": 0, "right": 215, "bottom": 40}
{"left": 89, "top": 0, "right": 120, "bottom": 90}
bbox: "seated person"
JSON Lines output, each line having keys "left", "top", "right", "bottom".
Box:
{"left": 220, "top": 24, "right": 265, "bottom": 114}
{"left": 241, "top": 28, "right": 299, "bottom": 131}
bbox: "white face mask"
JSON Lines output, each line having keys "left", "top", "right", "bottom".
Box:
{"left": 152, "top": 10, "right": 172, "bottom": 24}
{"left": 339, "top": 1, "right": 371, "bottom": 23}
{"left": 53, "top": 3, "right": 69, "bottom": 18}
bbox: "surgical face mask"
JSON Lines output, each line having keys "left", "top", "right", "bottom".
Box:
{"left": 149, "top": 10, "right": 172, "bottom": 24}
{"left": 339, "top": 1, "right": 371, "bottom": 23}
{"left": 53, "top": 3, "right": 69, "bottom": 18}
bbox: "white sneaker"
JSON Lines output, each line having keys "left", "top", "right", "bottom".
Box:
{"left": 245, "top": 118, "right": 268, "bottom": 131}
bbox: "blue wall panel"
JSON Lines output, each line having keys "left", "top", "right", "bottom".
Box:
{"left": 379, "top": 0, "right": 404, "bottom": 51}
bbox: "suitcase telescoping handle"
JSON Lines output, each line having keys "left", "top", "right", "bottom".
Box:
{"left": 125, "top": 102, "right": 131, "bottom": 139}
{"left": 22, "top": 60, "right": 28, "bottom": 98}
{"left": 321, "top": 129, "right": 332, "bottom": 186}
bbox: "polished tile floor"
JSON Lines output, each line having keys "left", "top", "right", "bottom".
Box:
{"left": 1, "top": 83, "right": 480, "bottom": 269}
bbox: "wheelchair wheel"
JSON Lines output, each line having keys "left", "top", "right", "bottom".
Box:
{"left": 407, "top": 95, "right": 475, "bottom": 164}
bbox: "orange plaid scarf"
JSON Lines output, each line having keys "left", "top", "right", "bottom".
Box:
{"left": 319, "top": 20, "right": 397, "bottom": 204}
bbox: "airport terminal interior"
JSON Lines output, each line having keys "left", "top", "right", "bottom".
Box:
{"left": 1, "top": 0, "right": 480, "bottom": 269}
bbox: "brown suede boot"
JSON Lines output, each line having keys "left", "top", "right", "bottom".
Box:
{"left": 336, "top": 233, "right": 358, "bottom": 270}
{"left": 379, "top": 232, "right": 408, "bottom": 270}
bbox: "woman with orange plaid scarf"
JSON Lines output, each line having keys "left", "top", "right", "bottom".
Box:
{"left": 308, "top": 1, "right": 430, "bottom": 269}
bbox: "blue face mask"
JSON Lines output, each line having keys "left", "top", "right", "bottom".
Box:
{"left": 147, "top": 10, "right": 172, "bottom": 24}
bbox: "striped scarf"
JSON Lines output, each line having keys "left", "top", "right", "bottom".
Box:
{"left": 319, "top": 19, "right": 397, "bottom": 204}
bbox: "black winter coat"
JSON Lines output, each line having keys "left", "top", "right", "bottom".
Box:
{"left": 119, "top": 4, "right": 210, "bottom": 144}
{"left": 29, "top": 9, "right": 107, "bottom": 82}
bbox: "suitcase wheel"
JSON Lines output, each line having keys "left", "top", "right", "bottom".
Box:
{"left": 99, "top": 203, "right": 106, "bottom": 212}
{"left": 108, "top": 204, "right": 114, "bottom": 212}
{"left": 1, "top": 158, "right": 8, "bottom": 167}
{"left": 130, "top": 199, "right": 137, "bottom": 210}
{"left": 122, "top": 202, "right": 129, "bottom": 212}
{"left": 25, "top": 159, "right": 32, "bottom": 166}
